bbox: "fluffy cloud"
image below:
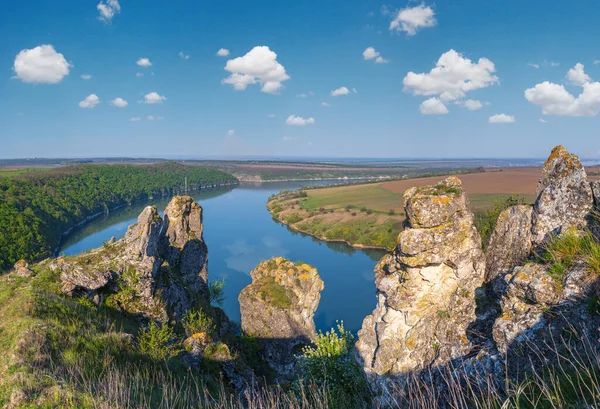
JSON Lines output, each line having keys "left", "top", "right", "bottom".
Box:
{"left": 488, "top": 114, "right": 515, "bottom": 124}
{"left": 539, "top": 118, "right": 547, "bottom": 123}
{"left": 144, "top": 92, "right": 166, "bottom": 104}
{"left": 130, "top": 117, "right": 141, "bottom": 122}
{"left": 331, "top": 87, "right": 350, "bottom": 96}
{"left": 566, "top": 63, "right": 591, "bottom": 85}
{"left": 525, "top": 80, "right": 600, "bottom": 116}
{"left": 79, "top": 94, "right": 100, "bottom": 108}
{"left": 528, "top": 63, "right": 540, "bottom": 69}
{"left": 363, "top": 47, "right": 388, "bottom": 63}
{"left": 420, "top": 97, "right": 448, "bottom": 115}
{"left": 286, "top": 115, "right": 315, "bottom": 126}
{"left": 178, "top": 51, "right": 190, "bottom": 60}
{"left": 13, "top": 45, "right": 71, "bottom": 84}
{"left": 217, "top": 48, "right": 230, "bottom": 57}
{"left": 81, "top": 74, "right": 92, "bottom": 80}
{"left": 390, "top": 4, "right": 437, "bottom": 36}
{"left": 110, "top": 97, "right": 128, "bottom": 108}
{"left": 403, "top": 49, "right": 498, "bottom": 102}
{"left": 222, "top": 46, "right": 290, "bottom": 94}
{"left": 464, "top": 99, "right": 483, "bottom": 111}
{"left": 137, "top": 58, "right": 152, "bottom": 67}
{"left": 97, "top": 0, "right": 120, "bottom": 23}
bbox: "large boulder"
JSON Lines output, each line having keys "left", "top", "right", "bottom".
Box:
{"left": 356, "top": 177, "right": 485, "bottom": 394}
{"left": 238, "top": 257, "right": 324, "bottom": 377}
{"left": 485, "top": 205, "right": 533, "bottom": 282}
{"left": 531, "top": 146, "right": 593, "bottom": 245}
{"left": 12, "top": 260, "right": 33, "bottom": 277}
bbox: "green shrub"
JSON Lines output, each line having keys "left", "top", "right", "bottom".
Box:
{"left": 209, "top": 279, "right": 226, "bottom": 307}
{"left": 298, "top": 322, "right": 369, "bottom": 403}
{"left": 137, "top": 322, "right": 180, "bottom": 361}
{"left": 182, "top": 309, "right": 216, "bottom": 337}
{"left": 285, "top": 214, "right": 304, "bottom": 224}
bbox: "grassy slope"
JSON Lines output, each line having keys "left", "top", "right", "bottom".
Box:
{"left": 0, "top": 168, "right": 53, "bottom": 178}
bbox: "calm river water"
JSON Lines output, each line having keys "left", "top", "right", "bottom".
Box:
{"left": 59, "top": 181, "right": 386, "bottom": 332}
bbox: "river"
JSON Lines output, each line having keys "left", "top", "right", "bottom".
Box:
{"left": 59, "top": 181, "right": 386, "bottom": 333}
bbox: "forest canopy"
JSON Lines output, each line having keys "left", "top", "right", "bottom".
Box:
{"left": 0, "top": 163, "right": 237, "bottom": 271}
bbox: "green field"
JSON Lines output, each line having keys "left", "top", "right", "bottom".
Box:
{"left": 0, "top": 167, "right": 53, "bottom": 177}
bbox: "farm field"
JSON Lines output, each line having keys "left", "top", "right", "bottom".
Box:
{"left": 0, "top": 167, "right": 53, "bottom": 177}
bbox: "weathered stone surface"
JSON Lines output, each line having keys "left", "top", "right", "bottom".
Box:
{"left": 485, "top": 205, "right": 533, "bottom": 281}
{"left": 56, "top": 196, "right": 211, "bottom": 322}
{"left": 238, "top": 257, "right": 324, "bottom": 376}
{"left": 356, "top": 177, "right": 485, "bottom": 394}
{"left": 12, "top": 260, "right": 33, "bottom": 277}
{"left": 531, "top": 145, "right": 593, "bottom": 245}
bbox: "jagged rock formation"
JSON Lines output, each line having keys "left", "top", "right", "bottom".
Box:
{"left": 238, "top": 257, "right": 324, "bottom": 376}
{"left": 11, "top": 260, "right": 33, "bottom": 277}
{"left": 356, "top": 177, "right": 485, "bottom": 392}
{"left": 531, "top": 145, "right": 593, "bottom": 245}
{"left": 55, "top": 196, "right": 210, "bottom": 321}
{"left": 485, "top": 205, "right": 533, "bottom": 282}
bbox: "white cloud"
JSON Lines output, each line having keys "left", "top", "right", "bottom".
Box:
{"left": 97, "top": 0, "right": 120, "bottom": 23}
{"left": 81, "top": 74, "right": 92, "bottom": 80}
{"left": 268, "top": 113, "right": 276, "bottom": 118}
{"left": 13, "top": 45, "right": 71, "bottom": 84}
{"left": 137, "top": 58, "right": 152, "bottom": 68}
{"left": 79, "top": 94, "right": 100, "bottom": 108}
{"left": 227, "top": 130, "right": 235, "bottom": 136}
{"left": 488, "top": 114, "right": 515, "bottom": 123}
{"left": 403, "top": 49, "right": 498, "bottom": 103}
{"left": 296, "top": 93, "right": 308, "bottom": 98}
{"left": 147, "top": 115, "right": 154, "bottom": 121}
{"left": 363, "top": 47, "right": 388, "bottom": 63}
{"left": 217, "top": 48, "right": 230, "bottom": 57}
{"left": 549, "top": 61, "right": 560, "bottom": 67}
{"left": 528, "top": 63, "right": 540, "bottom": 69}
{"left": 110, "top": 97, "right": 128, "bottom": 108}
{"left": 566, "top": 63, "right": 591, "bottom": 85}
{"left": 130, "top": 117, "right": 141, "bottom": 122}
{"left": 539, "top": 118, "right": 547, "bottom": 123}
{"left": 321, "top": 102, "right": 331, "bottom": 107}
{"left": 525, "top": 80, "right": 600, "bottom": 116}
{"left": 420, "top": 97, "right": 448, "bottom": 115}
{"left": 144, "top": 92, "right": 166, "bottom": 104}
{"left": 331, "top": 86, "right": 350, "bottom": 96}
{"left": 286, "top": 115, "right": 315, "bottom": 126}
{"left": 222, "top": 46, "right": 290, "bottom": 94}
{"left": 178, "top": 51, "right": 190, "bottom": 60}
{"left": 136, "top": 72, "right": 144, "bottom": 77}
{"left": 390, "top": 4, "right": 437, "bottom": 36}
{"left": 464, "top": 99, "right": 483, "bottom": 111}
{"left": 594, "top": 60, "right": 600, "bottom": 65}
{"left": 283, "top": 136, "right": 296, "bottom": 141}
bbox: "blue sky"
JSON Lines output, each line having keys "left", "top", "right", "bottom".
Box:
{"left": 1, "top": 0, "right": 600, "bottom": 159}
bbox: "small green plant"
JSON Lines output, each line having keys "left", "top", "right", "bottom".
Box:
{"left": 474, "top": 195, "right": 526, "bottom": 249}
{"left": 209, "top": 279, "right": 226, "bottom": 307}
{"left": 182, "top": 309, "right": 215, "bottom": 337}
{"left": 436, "top": 310, "right": 451, "bottom": 319}
{"left": 137, "top": 321, "right": 180, "bottom": 361}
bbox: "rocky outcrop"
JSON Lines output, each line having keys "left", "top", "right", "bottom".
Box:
{"left": 592, "top": 181, "right": 600, "bottom": 208}
{"left": 238, "top": 257, "right": 324, "bottom": 377}
{"left": 531, "top": 145, "right": 593, "bottom": 245}
{"left": 485, "top": 205, "right": 533, "bottom": 282}
{"left": 356, "top": 177, "right": 485, "bottom": 393}
{"left": 12, "top": 260, "right": 33, "bottom": 277}
{"left": 55, "top": 196, "right": 210, "bottom": 322}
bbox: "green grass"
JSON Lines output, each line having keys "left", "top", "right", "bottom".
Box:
{"left": 256, "top": 277, "right": 292, "bottom": 309}
{"left": 0, "top": 167, "right": 53, "bottom": 177}
{"left": 301, "top": 183, "right": 405, "bottom": 214}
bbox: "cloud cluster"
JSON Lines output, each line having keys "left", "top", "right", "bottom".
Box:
{"left": 97, "top": 0, "right": 120, "bottom": 23}
{"left": 403, "top": 49, "right": 498, "bottom": 102}
{"left": 110, "top": 97, "right": 128, "bottom": 108}
{"left": 144, "top": 92, "right": 166, "bottom": 104}
{"left": 178, "top": 51, "right": 190, "bottom": 60}
{"left": 525, "top": 63, "right": 600, "bottom": 116}
{"left": 79, "top": 94, "right": 100, "bottom": 108}
{"left": 420, "top": 98, "right": 448, "bottom": 115}
{"left": 217, "top": 48, "right": 230, "bottom": 57}
{"left": 13, "top": 45, "right": 71, "bottom": 84}
{"left": 137, "top": 58, "right": 152, "bottom": 67}
{"left": 488, "top": 114, "right": 515, "bottom": 124}
{"left": 286, "top": 115, "right": 315, "bottom": 126}
{"left": 222, "top": 46, "right": 290, "bottom": 94}
{"left": 463, "top": 99, "right": 483, "bottom": 111}
{"left": 331, "top": 87, "right": 351, "bottom": 96}
{"left": 390, "top": 4, "right": 437, "bottom": 36}
{"left": 81, "top": 74, "right": 92, "bottom": 80}
{"left": 363, "top": 47, "right": 387, "bottom": 64}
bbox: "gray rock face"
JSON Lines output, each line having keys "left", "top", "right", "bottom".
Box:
{"left": 56, "top": 196, "right": 211, "bottom": 322}
{"left": 592, "top": 181, "right": 600, "bottom": 208}
{"left": 485, "top": 205, "right": 533, "bottom": 282}
{"left": 238, "top": 257, "right": 324, "bottom": 377}
{"left": 356, "top": 177, "right": 485, "bottom": 394}
{"left": 531, "top": 145, "right": 593, "bottom": 245}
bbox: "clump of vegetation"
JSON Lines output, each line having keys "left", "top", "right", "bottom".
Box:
{"left": 297, "top": 322, "right": 369, "bottom": 404}
{"left": 138, "top": 321, "right": 180, "bottom": 361}
{"left": 209, "top": 279, "right": 226, "bottom": 307}
{"left": 182, "top": 308, "right": 216, "bottom": 337}
{"left": 474, "top": 195, "right": 526, "bottom": 249}
{"left": 285, "top": 213, "right": 304, "bottom": 224}
{"left": 257, "top": 277, "right": 292, "bottom": 309}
